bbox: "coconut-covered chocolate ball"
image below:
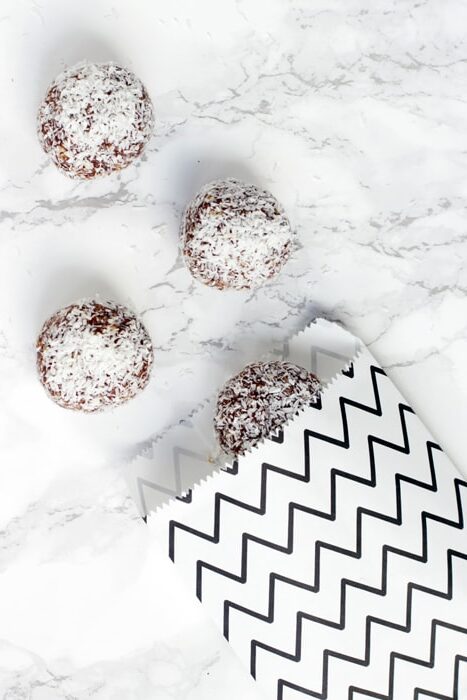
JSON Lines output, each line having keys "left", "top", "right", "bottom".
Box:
{"left": 36, "top": 300, "right": 153, "bottom": 412}
{"left": 37, "top": 61, "right": 154, "bottom": 179}
{"left": 214, "top": 361, "right": 321, "bottom": 455}
{"left": 181, "top": 179, "right": 293, "bottom": 290}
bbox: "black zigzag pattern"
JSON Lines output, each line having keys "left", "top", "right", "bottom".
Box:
{"left": 181, "top": 395, "right": 429, "bottom": 619}
{"left": 279, "top": 622, "right": 466, "bottom": 700}
{"left": 262, "top": 548, "right": 467, "bottom": 699}
{"left": 237, "top": 463, "right": 466, "bottom": 676}
{"left": 167, "top": 361, "right": 467, "bottom": 699}
{"left": 414, "top": 654, "right": 467, "bottom": 700}
{"left": 223, "top": 431, "right": 446, "bottom": 645}
{"left": 248, "top": 484, "right": 466, "bottom": 680}
{"left": 168, "top": 364, "right": 384, "bottom": 568}
{"left": 412, "top": 653, "right": 467, "bottom": 699}
{"left": 246, "top": 451, "right": 466, "bottom": 696}
{"left": 346, "top": 631, "right": 467, "bottom": 700}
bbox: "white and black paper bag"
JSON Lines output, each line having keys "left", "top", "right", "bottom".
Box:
{"left": 131, "top": 320, "right": 467, "bottom": 699}
{"left": 125, "top": 320, "right": 360, "bottom": 517}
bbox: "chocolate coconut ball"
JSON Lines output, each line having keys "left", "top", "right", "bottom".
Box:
{"left": 36, "top": 300, "right": 153, "bottom": 412}
{"left": 37, "top": 61, "right": 154, "bottom": 179}
{"left": 214, "top": 361, "right": 321, "bottom": 455}
{"left": 181, "top": 179, "right": 294, "bottom": 290}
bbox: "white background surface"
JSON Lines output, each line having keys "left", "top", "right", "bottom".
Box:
{"left": 0, "top": 0, "right": 466, "bottom": 697}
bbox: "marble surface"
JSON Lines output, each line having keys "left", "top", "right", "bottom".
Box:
{"left": 0, "top": 0, "right": 466, "bottom": 697}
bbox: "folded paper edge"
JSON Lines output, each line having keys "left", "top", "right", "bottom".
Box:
{"left": 127, "top": 318, "right": 363, "bottom": 518}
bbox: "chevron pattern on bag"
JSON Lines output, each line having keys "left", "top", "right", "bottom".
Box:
{"left": 162, "top": 347, "right": 467, "bottom": 700}
{"left": 127, "top": 319, "right": 360, "bottom": 517}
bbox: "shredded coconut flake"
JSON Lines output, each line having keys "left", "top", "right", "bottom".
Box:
{"left": 36, "top": 301, "right": 153, "bottom": 412}
{"left": 214, "top": 361, "right": 321, "bottom": 454}
{"left": 182, "top": 178, "right": 294, "bottom": 290}
{"left": 37, "top": 61, "right": 154, "bottom": 179}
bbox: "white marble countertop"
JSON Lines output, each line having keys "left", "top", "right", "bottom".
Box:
{"left": 0, "top": 0, "right": 466, "bottom": 697}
